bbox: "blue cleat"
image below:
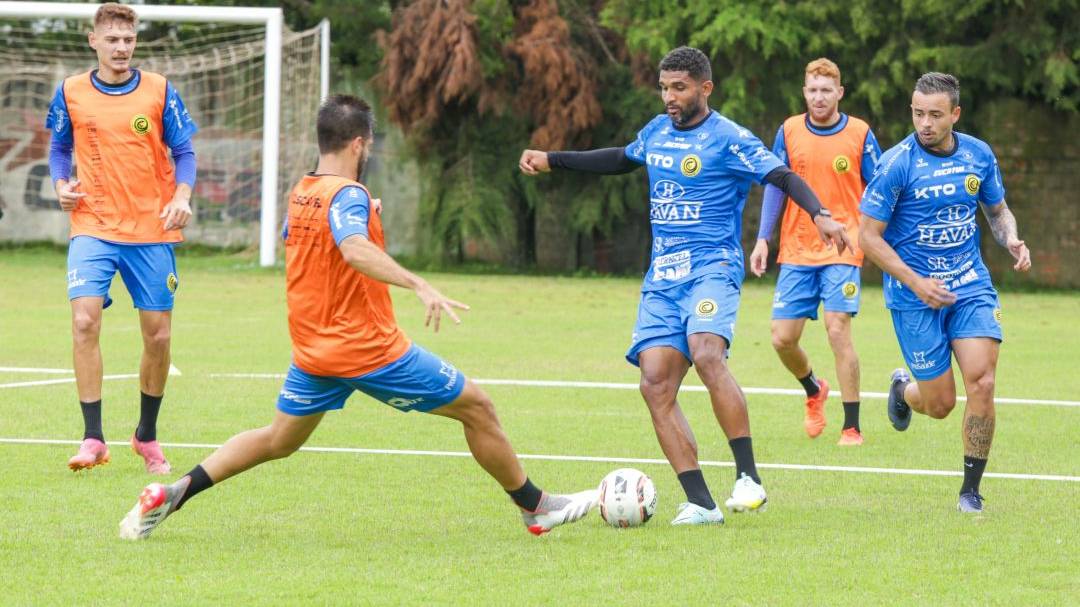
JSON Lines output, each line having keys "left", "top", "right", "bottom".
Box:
{"left": 957, "top": 491, "right": 985, "bottom": 513}
{"left": 887, "top": 368, "right": 912, "bottom": 431}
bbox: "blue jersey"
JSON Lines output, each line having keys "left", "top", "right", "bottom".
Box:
{"left": 859, "top": 132, "right": 1006, "bottom": 310}
{"left": 625, "top": 111, "right": 784, "bottom": 291}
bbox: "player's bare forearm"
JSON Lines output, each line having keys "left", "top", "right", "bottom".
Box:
{"left": 338, "top": 234, "right": 424, "bottom": 290}
{"left": 982, "top": 201, "right": 1018, "bottom": 248}
{"left": 858, "top": 215, "right": 922, "bottom": 288}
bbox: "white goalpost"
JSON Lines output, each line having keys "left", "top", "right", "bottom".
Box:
{"left": 0, "top": 2, "right": 330, "bottom": 266}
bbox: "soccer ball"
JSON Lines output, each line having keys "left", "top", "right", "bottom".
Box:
{"left": 598, "top": 468, "right": 657, "bottom": 528}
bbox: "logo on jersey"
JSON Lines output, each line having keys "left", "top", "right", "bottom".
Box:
{"left": 67, "top": 269, "right": 86, "bottom": 289}
{"left": 387, "top": 396, "right": 425, "bottom": 410}
{"left": 917, "top": 205, "right": 977, "bottom": 248}
{"left": 681, "top": 154, "right": 702, "bottom": 177}
{"left": 52, "top": 107, "right": 67, "bottom": 133}
{"left": 652, "top": 250, "right": 691, "bottom": 281}
{"left": 652, "top": 180, "right": 685, "bottom": 202}
{"left": 166, "top": 273, "right": 179, "bottom": 293}
{"left": 911, "top": 350, "right": 935, "bottom": 371}
{"left": 696, "top": 298, "right": 718, "bottom": 318}
{"left": 842, "top": 281, "right": 858, "bottom": 299}
{"left": 832, "top": 155, "right": 851, "bottom": 174}
{"left": 130, "top": 114, "right": 152, "bottom": 136}
{"left": 964, "top": 175, "right": 980, "bottom": 196}
{"left": 647, "top": 153, "right": 675, "bottom": 168}
{"left": 993, "top": 308, "right": 1002, "bottom": 323}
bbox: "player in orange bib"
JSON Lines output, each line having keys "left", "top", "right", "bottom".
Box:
{"left": 749, "top": 58, "right": 881, "bottom": 446}
{"left": 118, "top": 95, "right": 598, "bottom": 540}
{"left": 46, "top": 4, "right": 198, "bottom": 474}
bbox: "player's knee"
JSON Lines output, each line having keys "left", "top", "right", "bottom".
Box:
{"left": 266, "top": 434, "right": 304, "bottom": 459}
{"left": 770, "top": 328, "right": 797, "bottom": 352}
{"left": 639, "top": 371, "right": 679, "bottom": 404}
{"left": 824, "top": 324, "right": 851, "bottom": 349}
{"left": 71, "top": 311, "right": 101, "bottom": 341}
{"left": 924, "top": 395, "right": 956, "bottom": 419}
{"left": 142, "top": 325, "right": 171, "bottom": 351}
{"left": 453, "top": 392, "right": 501, "bottom": 430}
{"left": 966, "top": 371, "right": 996, "bottom": 401}
{"left": 690, "top": 348, "right": 727, "bottom": 378}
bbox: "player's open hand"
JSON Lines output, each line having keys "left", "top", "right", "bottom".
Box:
{"left": 414, "top": 280, "right": 469, "bottom": 332}
{"left": 1007, "top": 237, "right": 1031, "bottom": 272}
{"left": 813, "top": 213, "right": 852, "bottom": 255}
{"left": 160, "top": 196, "right": 193, "bottom": 231}
{"left": 749, "top": 239, "right": 769, "bottom": 277}
{"left": 56, "top": 179, "right": 87, "bottom": 212}
{"left": 518, "top": 150, "right": 551, "bottom": 176}
{"left": 912, "top": 276, "right": 957, "bottom": 309}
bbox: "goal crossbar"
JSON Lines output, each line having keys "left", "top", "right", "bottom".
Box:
{"left": 0, "top": 2, "right": 322, "bottom": 266}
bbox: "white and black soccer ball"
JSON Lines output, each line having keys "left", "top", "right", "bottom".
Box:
{"left": 598, "top": 468, "right": 657, "bottom": 528}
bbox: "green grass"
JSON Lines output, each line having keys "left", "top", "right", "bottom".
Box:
{"left": 1, "top": 248, "right": 1077, "bottom": 605}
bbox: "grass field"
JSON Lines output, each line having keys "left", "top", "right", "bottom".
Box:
{"left": 1, "top": 246, "right": 1077, "bottom": 605}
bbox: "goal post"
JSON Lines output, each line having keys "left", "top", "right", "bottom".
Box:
{"left": 0, "top": 2, "right": 329, "bottom": 266}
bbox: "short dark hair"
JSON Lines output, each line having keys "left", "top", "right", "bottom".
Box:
{"left": 659, "top": 46, "right": 712, "bottom": 82}
{"left": 317, "top": 94, "right": 375, "bottom": 154}
{"left": 915, "top": 72, "right": 960, "bottom": 108}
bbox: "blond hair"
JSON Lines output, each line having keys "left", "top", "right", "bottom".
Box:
{"left": 94, "top": 3, "right": 138, "bottom": 28}
{"left": 805, "top": 58, "right": 841, "bottom": 85}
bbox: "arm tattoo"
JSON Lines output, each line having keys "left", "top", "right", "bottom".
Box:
{"left": 964, "top": 414, "right": 996, "bottom": 459}
{"left": 986, "top": 204, "right": 1018, "bottom": 248}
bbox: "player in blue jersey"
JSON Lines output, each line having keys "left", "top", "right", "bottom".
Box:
{"left": 859, "top": 73, "right": 1031, "bottom": 513}
{"left": 520, "top": 47, "right": 851, "bottom": 525}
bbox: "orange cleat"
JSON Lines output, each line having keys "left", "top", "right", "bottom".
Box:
{"left": 803, "top": 378, "right": 829, "bottom": 438}
{"left": 837, "top": 427, "right": 864, "bottom": 446}
{"left": 68, "top": 438, "right": 111, "bottom": 471}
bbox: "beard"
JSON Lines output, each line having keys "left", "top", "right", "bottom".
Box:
{"left": 675, "top": 98, "right": 704, "bottom": 126}
{"left": 356, "top": 148, "right": 369, "bottom": 180}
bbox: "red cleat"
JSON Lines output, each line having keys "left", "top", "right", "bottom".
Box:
{"left": 803, "top": 378, "right": 829, "bottom": 438}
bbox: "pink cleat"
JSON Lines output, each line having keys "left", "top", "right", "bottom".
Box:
{"left": 131, "top": 436, "right": 171, "bottom": 475}
{"left": 68, "top": 438, "right": 111, "bottom": 471}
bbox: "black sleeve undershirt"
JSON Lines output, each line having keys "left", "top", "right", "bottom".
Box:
{"left": 763, "top": 166, "right": 823, "bottom": 218}
{"left": 547, "top": 147, "right": 641, "bottom": 175}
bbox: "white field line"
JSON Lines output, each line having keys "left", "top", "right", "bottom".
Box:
{"left": 1, "top": 437, "right": 1076, "bottom": 483}
{"left": 0, "top": 364, "right": 180, "bottom": 389}
{"left": 2, "top": 366, "right": 1077, "bottom": 407}
{"left": 205, "top": 373, "right": 1080, "bottom": 408}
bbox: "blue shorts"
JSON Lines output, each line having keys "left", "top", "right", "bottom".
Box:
{"left": 67, "top": 236, "right": 178, "bottom": 311}
{"left": 626, "top": 272, "right": 740, "bottom": 366}
{"left": 772, "top": 263, "right": 860, "bottom": 320}
{"left": 890, "top": 292, "right": 1003, "bottom": 381}
{"left": 276, "top": 344, "right": 467, "bottom": 416}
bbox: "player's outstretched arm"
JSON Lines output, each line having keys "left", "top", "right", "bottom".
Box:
{"left": 763, "top": 167, "right": 851, "bottom": 255}
{"left": 859, "top": 214, "right": 956, "bottom": 309}
{"left": 519, "top": 150, "right": 551, "bottom": 175}
{"left": 520, "top": 147, "right": 640, "bottom": 176}
{"left": 981, "top": 200, "right": 1031, "bottom": 272}
{"left": 337, "top": 234, "right": 469, "bottom": 332}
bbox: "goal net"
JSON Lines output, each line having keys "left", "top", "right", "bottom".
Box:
{"left": 0, "top": 7, "right": 325, "bottom": 263}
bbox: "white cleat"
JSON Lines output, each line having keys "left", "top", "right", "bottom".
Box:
{"left": 724, "top": 474, "right": 768, "bottom": 513}
{"left": 671, "top": 502, "right": 725, "bottom": 526}
{"left": 119, "top": 483, "right": 179, "bottom": 540}
{"left": 522, "top": 489, "right": 599, "bottom": 536}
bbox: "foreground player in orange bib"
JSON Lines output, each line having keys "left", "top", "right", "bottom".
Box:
{"left": 47, "top": 3, "right": 199, "bottom": 474}
{"left": 749, "top": 58, "right": 881, "bottom": 446}
{"left": 119, "top": 95, "right": 597, "bottom": 540}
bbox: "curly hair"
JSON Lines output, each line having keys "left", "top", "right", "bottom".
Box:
{"left": 658, "top": 46, "right": 712, "bottom": 82}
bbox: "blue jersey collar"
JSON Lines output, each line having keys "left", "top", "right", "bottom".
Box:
{"left": 90, "top": 69, "right": 141, "bottom": 96}
{"left": 804, "top": 112, "right": 848, "bottom": 136}
{"left": 914, "top": 131, "right": 960, "bottom": 158}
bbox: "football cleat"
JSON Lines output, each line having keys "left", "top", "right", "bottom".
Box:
{"left": 887, "top": 368, "right": 913, "bottom": 431}
{"left": 804, "top": 378, "right": 829, "bottom": 438}
{"left": 522, "top": 489, "right": 598, "bottom": 536}
{"left": 68, "top": 438, "right": 110, "bottom": 471}
{"left": 119, "top": 482, "right": 181, "bottom": 540}
{"left": 837, "top": 427, "right": 864, "bottom": 446}
{"left": 131, "top": 435, "right": 171, "bottom": 475}
{"left": 725, "top": 473, "right": 768, "bottom": 513}
{"left": 957, "top": 491, "right": 985, "bottom": 514}
{"left": 671, "top": 502, "right": 725, "bottom": 526}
